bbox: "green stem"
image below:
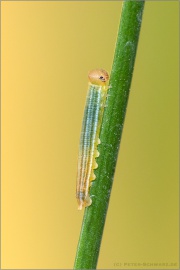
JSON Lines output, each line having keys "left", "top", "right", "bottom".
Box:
{"left": 74, "top": 1, "right": 145, "bottom": 269}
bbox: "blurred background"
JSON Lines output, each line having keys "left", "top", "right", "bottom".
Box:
{"left": 1, "top": 1, "right": 179, "bottom": 269}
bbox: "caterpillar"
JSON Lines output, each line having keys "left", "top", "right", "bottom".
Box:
{"left": 76, "top": 69, "right": 109, "bottom": 210}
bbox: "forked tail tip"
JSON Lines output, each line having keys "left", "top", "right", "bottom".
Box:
{"left": 77, "top": 202, "right": 83, "bottom": 210}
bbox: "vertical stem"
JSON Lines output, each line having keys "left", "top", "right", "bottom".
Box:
{"left": 74, "top": 1, "right": 145, "bottom": 269}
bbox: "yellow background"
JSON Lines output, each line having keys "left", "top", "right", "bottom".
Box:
{"left": 1, "top": 1, "right": 179, "bottom": 269}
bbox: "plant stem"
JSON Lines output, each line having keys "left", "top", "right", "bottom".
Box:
{"left": 74, "top": 1, "right": 145, "bottom": 269}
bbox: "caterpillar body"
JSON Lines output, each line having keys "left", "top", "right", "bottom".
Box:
{"left": 76, "top": 69, "right": 109, "bottom": 210}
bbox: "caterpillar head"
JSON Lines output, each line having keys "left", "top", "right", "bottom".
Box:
{"left": 88, "top": 69, "right": 109, "bottom": 86}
